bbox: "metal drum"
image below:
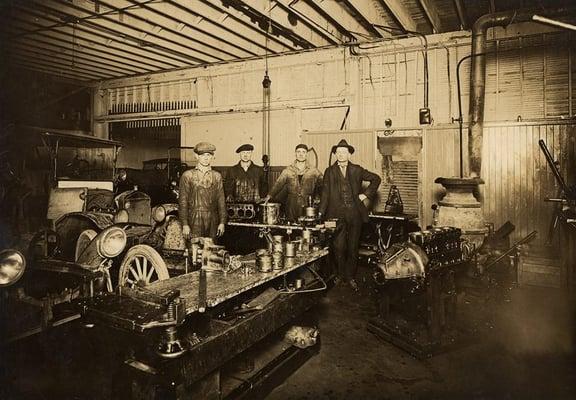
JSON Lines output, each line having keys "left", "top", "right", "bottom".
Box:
{"left": 260, "top": 203, "right": 281, "bottom": 225}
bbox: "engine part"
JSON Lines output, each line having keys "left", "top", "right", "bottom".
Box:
{"left": 259, "top": 203, "right": 281, "bottom": 224}
{"left": 374, "top": 242, "right": 428, "bottom": 282}
{"left": 227, "top": 203, "right": 256, "bottom": 221}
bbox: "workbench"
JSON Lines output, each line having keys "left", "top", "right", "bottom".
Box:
{"left": 79, "top": 248, "right": 330, "bottom": 399}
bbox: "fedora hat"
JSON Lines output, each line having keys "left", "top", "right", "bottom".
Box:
{"left": 331, "top": 139, "right": 355, "bottom": 154}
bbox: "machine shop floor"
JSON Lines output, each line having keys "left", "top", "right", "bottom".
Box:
{"left": 268, "top": 267, "right": 576, "bottom": 400}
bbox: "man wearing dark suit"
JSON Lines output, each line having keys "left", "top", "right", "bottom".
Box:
{"left": 319, "top": 139, "right": 381, "bottom": 291}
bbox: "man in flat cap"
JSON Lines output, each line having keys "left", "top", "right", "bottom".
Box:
{"left": 319, "top": 139, "right": 381, "bottom": 291}
{"left": 179, "top": 142, "right": 227, "bottom": 239}
{"left": 225, "top": 143, "right": 267, "bottom": 203}
{"left": 265, "top": 144, "right": 323, "bottom": 222}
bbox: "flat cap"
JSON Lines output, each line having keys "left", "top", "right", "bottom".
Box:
{"left": 194, "top": 142, "right": 216, "bottom": 154}
{"left": 236, "top": 143, "right": 254, "bottom": 153}
{"left": 295, "top": 143, "right": 309, "bottom": 151}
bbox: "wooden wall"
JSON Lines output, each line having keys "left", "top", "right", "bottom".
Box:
{"left": 94, "top": 24, "right": 576, "bottom": 248}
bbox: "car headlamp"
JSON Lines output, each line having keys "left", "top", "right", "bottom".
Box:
{"left": 152, "top": 205, "right": 166, "bottom": 223}
{"left": 0, "top": 250, "right": 26, "bottom": 287}
{"left": 98, "top": 227, "right": 127, "bottom": 258}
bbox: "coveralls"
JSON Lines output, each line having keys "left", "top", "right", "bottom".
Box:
{"left": 268, "top": 163, "right": 323, "bottom": 222}
{"left": 179, "top": 167, "right": 227, "bottom": 239}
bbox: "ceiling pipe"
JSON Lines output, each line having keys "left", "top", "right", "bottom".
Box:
{"left": 532, "top": 15, "right": 576, "bottom": 32}
{"left": 467, "top": 7, "right": 575, "bottom": 177}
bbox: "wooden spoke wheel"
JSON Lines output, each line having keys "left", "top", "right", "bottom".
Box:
{"left": 118, "top": 244, "right": 169, "bottom": 288}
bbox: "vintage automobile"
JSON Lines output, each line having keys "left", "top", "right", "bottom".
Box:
{"left": 0, "top": 245, "right": 102, "bottom": 343}
{"left": 31, "top": 131, "right": 186, "bottom": 293}
{"left": 116, "top": 146, "right": 196, "bottom": 205}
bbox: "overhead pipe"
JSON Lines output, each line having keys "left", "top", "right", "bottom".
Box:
{"left": 467, "top": 7, "right": 575, "bottom": 177}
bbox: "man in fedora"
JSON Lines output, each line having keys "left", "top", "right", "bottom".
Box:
{"left": 225, "top": 143, "right": 268, "bottom": 203}
{"left": 319, "top": 139, "right": 381, "bottom": 291}
{"left": 179, "top": 142, "right": 227, "bottom": 239}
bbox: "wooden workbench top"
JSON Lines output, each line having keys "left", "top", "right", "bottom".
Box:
{"left": 227, "top": 221, "right": 325, "bottom": 231}
{"left": 147, "top": 248, "right": 329, "bottom": 314}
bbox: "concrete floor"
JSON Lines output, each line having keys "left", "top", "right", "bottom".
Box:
{"left": 3, "top": 264, "right": 575, "bottom": 400}
{"left": 268, "top": 272, "right": 576, "bottom": 400}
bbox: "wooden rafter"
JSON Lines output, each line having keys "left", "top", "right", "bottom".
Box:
{"left": 8, "top": 5, "right": 195, "bottom": 67}
{"left": 221, "top": 0, "right": 332, "bottom": 48}
{"left": 45, "top": 0, "right": 224, "bottom": 62}
{"left": 452, "top": 0, "right": 469, "bottom": 30}
{"left": 119, "top": 0, "right": 259, "bottom": 57}
{"left": 3, "top": 33, "right": 155, "bottom": 73}
{"left": 168, "top": 0, "right": 288, "bottom": 54}
{"left": 418, "top": 0, "right": 444, "bottom": 33}
{"left": 378, "top": 0, "right": 418, "bottom": 32}
{"left": 5, "top": 43, "right": 130, "bottom": 77}
{"left": 200, "top": 0, "right": 297, "bottom": 51}
{"left": 322, "top": 0, "right": 382, "bottom": 39}
{"left": 1, "top": 22, "right": 174, "bottom": 71}
{"left": 275, "top": 0, "right": 347, "bottom": 44}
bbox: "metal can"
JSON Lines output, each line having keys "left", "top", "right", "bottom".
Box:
{"left": 256, "top": 250, "right": 272, "bottom": 273}
{"left": 272, "top": 251, "right": 283, "bottom": 270}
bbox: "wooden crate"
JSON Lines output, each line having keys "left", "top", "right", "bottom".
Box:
{"left": 518, "top": 254, "right": 562, "bottom": 288}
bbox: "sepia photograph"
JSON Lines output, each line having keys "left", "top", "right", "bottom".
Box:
{"left": 0, "top": 1, "right": 575, "bottom": 399}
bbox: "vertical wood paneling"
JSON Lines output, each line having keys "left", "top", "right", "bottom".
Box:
{"left": 421, "top": 126, "right": 459, "bottom": 227}
{"left": 481, "top": 122, "right": 574, "bottom": 246}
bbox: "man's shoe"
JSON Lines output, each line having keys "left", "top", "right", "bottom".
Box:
{"left": 348, "top": 279, "right": 359, "bottom": 292}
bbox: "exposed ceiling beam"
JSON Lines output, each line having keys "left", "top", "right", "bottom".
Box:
{"left": 7, "top": 51, "right": 112, "bottom": 79}
{"left": 221, "top": 0, "right": 331, "bottom": 48}
{"left": 452, "top": 0, "right": 469, "bottom": 30}
{"left": 3, "top": 33, "right": 154, "bottom": 74}
{"left": 199, "top": 0, "right": 297, "bottom": 51}
{"left": 302, "top": 0, "right": 357, "bottom": 41}
{"left": 109, "top": 0, "right": 258, "bottom": 58}
{"left": 38, "top": 0, "right": 222, "bottom": 63}
{"left": 5, "top": 8, "right": 191, "bottom": 68}
{"left": 276, "top": 0, "right": 347, "bottom": 44}
{"left": 418, "top": 0, "right": 444, "bottom": 33}
{"left": 340, "top": 0, "right": 386, "bottom": 38}
{"left": 5, "top": 42, "right": 136, "bottom": 76}
{"left": 1, "top": 23, "right": 173, "bottom": 71}
{"left": 7, "top": 56, "right": 105, "bottom": 81}
{"left": 378, "top": 0, "right": 418, "bottom": 32}
{"left": 303, "top": 0, "right": 377, "bottom": 40}
{"left": 7, "top": 62, "right": 96, "bottom": 83}
{"left": 273, "top": 0, "right": 347, "bottom": 44}
{"left": 5, "top": 66, "right": 96, "bottom": 87}
{"left": 167, "top": 0, "right": 284, "bottom": 54}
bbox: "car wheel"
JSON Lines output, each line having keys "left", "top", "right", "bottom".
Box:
{"left": 118, "top": 244, "right": 169, "bottom": 288}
